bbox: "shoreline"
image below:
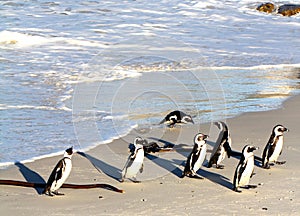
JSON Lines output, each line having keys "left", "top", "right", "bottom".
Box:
{"left": 1, "top": 94, "right": 300, "bottom": 215}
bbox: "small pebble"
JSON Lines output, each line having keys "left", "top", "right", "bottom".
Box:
{"left": 141, "top": 198, "right": 147, "bottom": 202}
{"left": 98, "top": 196, "right": 103, "bottom": 199}
{"left": 262, "top": 207, "right": 268, "bottom": 211}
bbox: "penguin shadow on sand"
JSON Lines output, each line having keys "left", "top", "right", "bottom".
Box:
{"left": 77, "top": 151, "right": 121, "bottom": 182}
{"left": 147, "top": 138, "right": 233, "bottom": 190}
{"left": 172, "top": 139, "right": 233, "bottom": 191}
{"left": 14, "top": 162, "right": 46, "bottom": 195}
{"left": 230, "top": 150, "right": 262, "bottom": 167}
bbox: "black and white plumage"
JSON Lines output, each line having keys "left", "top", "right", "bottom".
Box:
{"left": 182, "top": 133, "right": 208, "bottom": 179}
{"left": 233, "top": 145, "right": 258, "bottom": 193}
{"left": 43, "top": 147, "right": 73, "bottom": 196}
{"left": 159, "top": 110, "right": 194, "bottom": 128}
{"left": 121, "top": 137, "right": 145, "bottom": 183}
{"left": 208, "top": 121, "right": 232, "bottom": 169}
{"left": 262, "top": 124, "right": 289, "bottom": 169}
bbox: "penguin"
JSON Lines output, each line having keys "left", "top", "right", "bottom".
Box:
{"left": 43, "top": 147, "right": 73, "bottom": 196}
{"left": 120, "top": 137, "right": 145, "bottom": 183}
{"left": 261, "top": 124, "right": 289, "bottom": 169}
{"left": 233, "top": 145, "right": 258, "bottom": 193}
{"left": 159, "top": 110, "right": 194, "bottom": 128}
{"left": 182, "top": 133, "right": 208, "bottom": 179}
{"left": 208, "top": 121, "right": 232, "bottom": 169}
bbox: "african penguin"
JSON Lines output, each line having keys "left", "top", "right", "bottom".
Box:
{"left": 43, "top": 147, "right": 73, "bottom": 196}
{"left": 262, "top": 124, "right": 289, "bottom": 169}
{"left": 208, "top": 121, "right": 232, "bottom": 169}
{"left": 182, "top": 133, "right": 208, "bottom": 179}
{"left": 120, "top": 137, "right": 145, "bottom": 183}
{"left": 159, "top": 110, "right": 194, "bottom": 128}
{"left": 233, "top": 145, "right": 258, "bottom": 193}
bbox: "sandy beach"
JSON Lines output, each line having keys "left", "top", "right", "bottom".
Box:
{"left": 1, "top": 94, "right": 299, "bottom": 215}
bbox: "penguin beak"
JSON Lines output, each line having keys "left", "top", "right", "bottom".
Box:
{"left": 203, "top": 134, "right": 209, "bottom": 140}
{"left": 284, "top": 127, "right": 289, "bottom": 132}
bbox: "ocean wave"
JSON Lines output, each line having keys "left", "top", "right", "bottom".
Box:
{"left": 0, "top": 30, "right": 106, "bottom": 49}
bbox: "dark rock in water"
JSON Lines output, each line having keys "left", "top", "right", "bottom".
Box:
{"left": 278, "top": 4, "right": 300, "bottom": 16}
{"left": 257, "top": 2, "right": 300, "bottom": 16}
{"left": 257, "top": 2, "right": 275, "bottom": 13}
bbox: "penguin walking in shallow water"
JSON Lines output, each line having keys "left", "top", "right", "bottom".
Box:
{"left": 182, "top": 133, "right": 208, "bottom": 179}
{"left": 208, "top": 121, "right": 232, "bottom": 169}
{"left": 159, "top": 110, "right": 194, "bottom": 128}
{"left": 43, "top": 147, "right": 73, "bottom": 196}
{"left": 262, "top": 124, "right": 289, "bottom": 169}
{"left": 233, "top": 145, "right": 258, "bottom": 193}
{"left": 121, "top": 137, "right": 145, "bottom": 183}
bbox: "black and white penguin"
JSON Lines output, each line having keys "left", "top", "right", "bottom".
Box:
{"left": 261, "top": 124, "right": 289, "bottom": 169}
{"left": 182, "top": 133, "right": 208, "bottom": 179}
{"left": 233, "top": 145, "right": 258, "bottom": 193}
{"left": 43, "top": 147, "right": 73, "bottom": 196}
{"left": 159, "top": 110, "right": 194, "bottom": 128}
{"left": 120, "top": 137, "right": 145, "bottom": 183}
{"left": 208, "top": 121, "right": 232, "bottom": 169}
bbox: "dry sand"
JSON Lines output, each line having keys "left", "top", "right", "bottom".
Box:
{"left": 1, "top": 95, "right": 299, "bottom": 215}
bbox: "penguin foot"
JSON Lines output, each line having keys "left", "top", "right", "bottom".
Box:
{"left": 216, "top": 164, "right": 224, "bottom": 169}
{"left": 261, "top": 163, "right": 271, "bottom": 169}
{"left": 44, "top": 191, "right": 54, "bottom": 197}
{"left": 53, "top": 191, "right": 65, "bottom": 196}
{"left": 189, "top": 174, "right": 204, "bottom": 179}
{"left": 130, "top": 177, "right": 141, "bottom": 183}
{"left": 119, "top": 178, "right": 124, "bottom": 183}
{"left": 275, "top": 161, "right": 286, "bottom": 165}
{"left": 233, "top": 187, "right": 242, "bottom": 193}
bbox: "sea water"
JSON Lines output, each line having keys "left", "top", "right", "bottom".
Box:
{"left": 1, "top": 0, "right": 300, "bottom": 167}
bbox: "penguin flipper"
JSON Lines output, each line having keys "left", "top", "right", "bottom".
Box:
{"left": 223, "top": 141, "right": 232, "bottom": 158}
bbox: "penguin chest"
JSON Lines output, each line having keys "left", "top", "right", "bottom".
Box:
{"left": 125, "top": 150, "right": 144, "bottom": 178}
{"left": 51, "top": 159, "right": 72, "bottom": 191}
{"left": 269, "top": 136, "right": 283, "bottom": 162}
{"left": 192, "top": 145, "right": 207, "bottom": 172}
{"left": 239, "top": 157, "right": 254, "bottom": 186}
{"left": 217, "top": 145, "right": 226, "bottom": 164}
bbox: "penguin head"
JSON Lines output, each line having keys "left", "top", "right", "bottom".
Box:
{"left": 242, "top": 145, "right": 258, "bottom": 157}
{"left": 273, "top": 125, "right": 289, "bottom": 136}
{"left": 182, "top": 115, "right": 194, "bottom": 124}
{"left": 134, "top": 137, "right": 145, "bottom": 147}
{"left": 64, "top": 146, "right": 73, "bottom": 158}
{"left": 194, "top": 133, "right": 208, "bottom": 146}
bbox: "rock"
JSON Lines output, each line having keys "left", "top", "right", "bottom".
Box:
{"left": 257, "top": 2, "right": 300, "bottom": 16}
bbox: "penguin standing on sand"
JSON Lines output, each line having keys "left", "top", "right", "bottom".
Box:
{"left": 233, "top": 145, "right": 258, "bottom": 193}
{"left": 43, "top": 147, "right": 73, "bottom": 196}
{"left": 262, "top": 124, "right": 289, "bottom": 169}
{"left": 121, "top": 137, "right": 145, "bottom": 183}
{"left": 208, "top": 121, "right": 232, "bottom": 169}
{"left": 182, "top": 133, "right": 208, "bottom": 179}
{"left": 159, "top": 110, "right": 194, "bottom": 128}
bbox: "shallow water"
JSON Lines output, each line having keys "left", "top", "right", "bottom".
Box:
{"left": 1, "top": 0, "right": 300, "bottom": 166}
